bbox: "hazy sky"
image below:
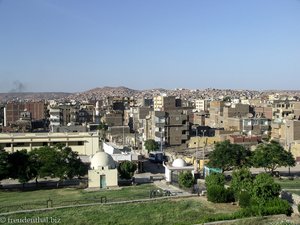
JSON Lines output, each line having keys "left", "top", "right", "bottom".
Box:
{"left": 0, "top": 0, "right": 299, "bottom": 93}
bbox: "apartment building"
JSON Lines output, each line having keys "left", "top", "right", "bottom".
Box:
{"left": 0, "top": 132, "right": 99, "bottom": 155}
{"left": 194, "top": 99, "right": 209, "bottom": 112}
{"left": 153, "top": 95, "right": 177, "bottom": 111}
{"left": 4, "top": 101, "right": 47, "bottom": 126}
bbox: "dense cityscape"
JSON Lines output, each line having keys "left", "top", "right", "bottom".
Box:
{"left": 1, "top": 86, "right": 300, "bottom": 224}
{"left": 1, "top": 0, "right": 300, "bottom": 224}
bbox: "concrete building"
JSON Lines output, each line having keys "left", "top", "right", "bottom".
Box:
{"left": 144, "top": 111, "right": 165, "bottom": 146}
{"left": 254, "top": 106, "right": 273, "bottom": 120}
{"left": 165, "top": 110, "right": 189, "bottom": 146}
{"left": 228, "top": 135, "right": 262, "bottom": 146}
{"left": 88, "top": 151, "right": 118, "bottom": 189}
{"left": 102, "top": 112, "right": 123, "bottom": 127}
{"left": 194, "top": 99, "right": 209, "bottom": 112}
{"left": 0, "top": 132, "right": 99, "bottom": 155}
{"left": 4, "top": 101, "right": 47, "bottom": 126}
{"left": 223, "top": 103, "right": 250, "bottom": 118}
{"left": 153, "top": 95, "right": 176, "bottom": 111}
{"left": 272, "top": 101, "right": 295, "bottom": 120}
{"left": 242, "top": 118, "right": 271, "bottom": 136}
{"left": 143, "top": 109, "right": 190, "bottom": 147}
{"left": 205, "top": 101, "right": 224, "bottom": 128}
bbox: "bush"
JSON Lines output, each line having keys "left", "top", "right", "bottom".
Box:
{"left": 263, "top": 198, "right": 293, "bottom": 216}
{"left": 231, "top": 167, "right": 253, "bottom": 198}
{"left": 298, "top": 203, "right": 300, "bottom": 214}
{"left": 205, "top": 173, "right": 225, "bottom": 188}
{"left": 251, "top": 173, "right": 281, "bottom": 205}
{"left": 199, "top": 198, "right": 293, "bottom": 223}
{"left": 178, "top": 171, "right": 194, "bottom": 188}
{"left": 207, "top": 185, "right": 234, "bottom": 203}
{"left": 238, "top": 191, "right": 251, "bottom": 208}
{"left": 118, "top": 161, "right": 137, "bottom": 180}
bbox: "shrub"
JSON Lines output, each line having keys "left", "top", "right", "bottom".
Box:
{"left": 251, "top": 173, "right": 281, "bottom": 205}
{"left": 205, "top": 173, "right": 225, "bottom": 188}
{"left": 238, "top": 191, "right": 251, "bottom": 208}
{"left": 118, "top": 161, "right": 137, "bottom": 180}
{"left": 207, "top": 185, "right": 234, "bottom": 203}
{"left": 231, "top": 167, "right": 253, "bottom": 198}
{"left": 298, "top": 203, "right": 300, "bottom": 214}
{"left": 263, "top": 198, "right": 293, "bottom": 216}
{"left": 178, "top": 171, "right": 194, "bottom": 188}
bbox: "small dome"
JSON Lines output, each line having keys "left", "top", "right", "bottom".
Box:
{"left": 172, "top": 158, "right": 187, "bottom": 168}
{"left": 91, "top": 151, "right": 116, "bottom": 170}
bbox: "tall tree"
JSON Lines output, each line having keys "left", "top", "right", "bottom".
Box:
{"left": 144, "top": 139, "right": 159, "bottom": 152}
{"left": 0, "top": 149, "right": 10, "bottom": 182}
{"left": 8, "top": 150, "right": 35, "bottom": 188}
{"left": 60, "top": 147, "right": 88, "bottom": 179}
{"left": 252, "top": 141, "right": 296, "bottom": 174}
{"left": 207, "top": 140, "right": 252, "bottom": 172}
{"left": 30, "top": 146, "right": 88, "bottom": 187}
{"left": 29, "top": 146, "right": 61, "bottom": 178}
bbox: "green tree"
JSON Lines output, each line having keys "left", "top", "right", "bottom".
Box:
{"left": 231, "top": 167, "right": 253, "bottom": 197}
{"left": 8, "top": 150, "right": 35, "bottom": 188}
{"left": 118, "top": 161, "right": 137, "bottom": 180}
{"left": 251, "top": 173, "right": 281, "bottom": 205}
{"left": 0, "top": 149, "right": 9, "bottom": 182}
{"left": 252, "top": 141, "right": 296, "bottom": 174}
{"left": 29, "top": 146, "right": 61, "bottom": 179}
{"left": 205, "top": 173, "right": 225, "bottom": 188}
{"left": 144, "top": 139, "right": 159, "bottom": 152}
{"left": 30, "top": 146, "right": 88, "bottom": 187}
{"left": 60, "top": 147, "right": 88, "bottom": 179}
{"left": 178, "top": 171, "right": 194, "bottom": 188}
{"left": 207, "top": 140, "right": 252, "bottom": 172}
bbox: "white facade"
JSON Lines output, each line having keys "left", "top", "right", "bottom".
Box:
{"left": 88, "top": 151, "right": 118, "bottom": 189}
{"left": 163, "top": 158, "right": 194, "bottom": 183}
{"left": 0, "top": 132, "right": 99, "bottom": 156}
{"left": 195, "top": 99, "right": 207, "bottom": 112}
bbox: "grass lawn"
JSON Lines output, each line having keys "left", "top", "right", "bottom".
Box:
{"left": 0, "top": 184, "right": 158, "bottom": 213}
{"left": 288, "top": 190, "right": 300, "bottom": 195}
{"left": 275, "top": 178, "right": 300, "bottom": 190}
{"left": 226, "top": 216, "right": 300, "bottom": 225}
{"left": 3, "top": 198, "right": 239, "bottom": 225}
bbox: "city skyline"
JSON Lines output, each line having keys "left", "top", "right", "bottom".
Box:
{"left": 0, "top": 0, "right": 300, "bottom": 92}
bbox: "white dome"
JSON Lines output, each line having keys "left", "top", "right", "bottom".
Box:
{"left": 172, "top": 158, "right": 187, "bottom": 168}
{"left": 91, "top": 151, "right": 116, "bottom": 170}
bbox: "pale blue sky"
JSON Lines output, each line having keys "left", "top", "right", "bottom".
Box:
{"left": 0, "top": 0, "right": 299, "bottom": 92}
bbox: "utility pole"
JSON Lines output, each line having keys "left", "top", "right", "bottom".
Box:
{"left": 160, "top": 130, "right": 163, "bottom": 153}
{"left": 286, "top": 123, "right": 290, "bottom": 176}
{"left": 201, "top": 130, "right": 206, "bottom": 174}
{"left": 195, "top": 128, "right": 198, "bottom": 172}
{"left": 123, "top": 125, "right": 125, "bottom": 147}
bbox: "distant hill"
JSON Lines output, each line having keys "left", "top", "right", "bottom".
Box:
{"left": 67, "top": 86, "right": 140, "bottom": 100}
{"left": 0, "top": 92, "right": 71, "bottom": 102}
{"left": 1, "top": 86, "right": 300, "bottom": 102}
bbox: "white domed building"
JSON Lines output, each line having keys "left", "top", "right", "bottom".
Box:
{"left": 88, "top": 151, "right": 118, "bottom": 189}
{"left": 163, "top": 158, "right": 194, "bottom": 183}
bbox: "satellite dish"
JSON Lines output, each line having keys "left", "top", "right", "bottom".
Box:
{"left": 224, "top": 102, "right": 232, "bottom": 107}
{"left": 247, "top": 113, "right": 254, "bottom": 118}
